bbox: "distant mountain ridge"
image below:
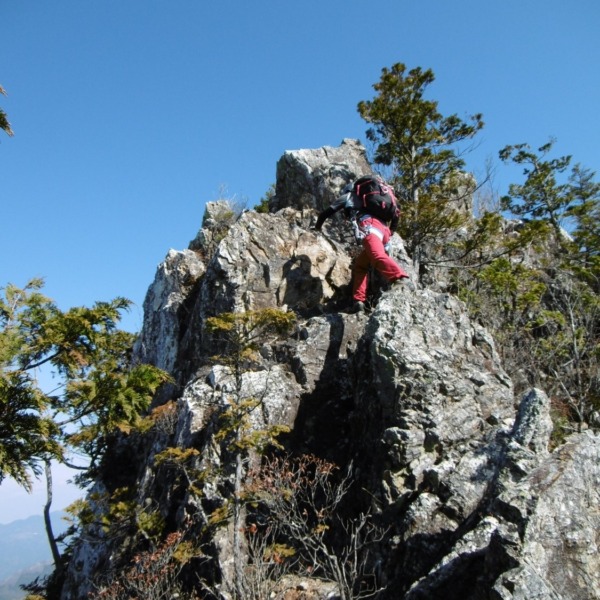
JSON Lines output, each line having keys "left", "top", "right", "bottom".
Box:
{"left": 0, "top": 512, "right": 68, "bottom": 600}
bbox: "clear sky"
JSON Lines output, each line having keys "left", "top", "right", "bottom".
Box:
{"left": 1, "top": 0, "right": 599, "bottom": 523}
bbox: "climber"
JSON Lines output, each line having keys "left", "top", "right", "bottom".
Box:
{"left": 314, "top": 176, "right": 409, "bottom": 313}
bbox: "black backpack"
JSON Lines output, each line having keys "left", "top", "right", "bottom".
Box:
{"left": 352, "top": 176, "right": 399, "bottom": 222}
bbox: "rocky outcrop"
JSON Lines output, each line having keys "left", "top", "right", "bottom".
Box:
{"left": 489, "top": 427, "right": 600, "bottom": 599}
{"left": 271, "top": 137, "right": 372, "bottom": 213}
{"left": 62, "top": 140, "right": 600, "bottom": 600}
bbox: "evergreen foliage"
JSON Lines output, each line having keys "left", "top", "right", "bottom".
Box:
{"left": 255, "top": 183, "right": 275, "bottom": 213}
{"left": 0, "top": 84, "right": 13, "bottom": 137}
{"left": 0, "top": 278, "right": 169, "bottom": 486}
{"left": 455, "top": 142, "right": 600, "bottom": 434}
{"left": 0, "top": 370, "right": 61, "bottom": 489}
{"left": 0, "top": 278, "right": 170, "bottom": 583}
{"left": 357, "top": 62, "right": 484, "bottom": 270}
{"left": 500, "top": 140, "right": 579, "bottom": 243}
{"left": 565, "top": 165, "right": 600, "bottom": 290}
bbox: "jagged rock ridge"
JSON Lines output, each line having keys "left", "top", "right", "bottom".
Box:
{"left": 61, "top": 140, "right": 600, "bottom": 600}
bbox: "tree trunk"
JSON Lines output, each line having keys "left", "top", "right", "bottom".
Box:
{"left": 44, "top": 459, "right": 63, "bottom": 575}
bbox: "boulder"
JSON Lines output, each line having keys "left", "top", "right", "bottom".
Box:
{"left": 271, "top": 138, "right": 372, "bottom": 213}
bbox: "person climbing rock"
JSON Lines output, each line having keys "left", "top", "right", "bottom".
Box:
{"left": 314, "top": 176, "right": 409, "bottom": 312}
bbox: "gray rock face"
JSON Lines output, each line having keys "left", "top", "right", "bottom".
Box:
{"left": 271, "top": 137, "right": 373, "bottom": 213}
{"left": 490, "top": 428, "right": 600, "bottom": 600}
{"left": 133, "top": 248, "right": 205, "bottom": 374}
{"left": 62, "top": 140, "right": 600, "bottom": 600}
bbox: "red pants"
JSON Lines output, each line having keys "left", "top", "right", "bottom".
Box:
{"left": 352, "top": 217, "right": 409, "bottom": 302}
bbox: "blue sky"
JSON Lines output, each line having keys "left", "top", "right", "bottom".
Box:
{"left": 1, "top": 0, "right": 599, "bottom": 522}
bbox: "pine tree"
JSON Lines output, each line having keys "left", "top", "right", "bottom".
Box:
{"left": 566, "top": 164, "right": 600, "bottom": 290}
{"left": 500, "top": 140, "right": 577, "bottom": 245}
{"left": 357, "top": 62, "right": 484, "bottom": 273}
